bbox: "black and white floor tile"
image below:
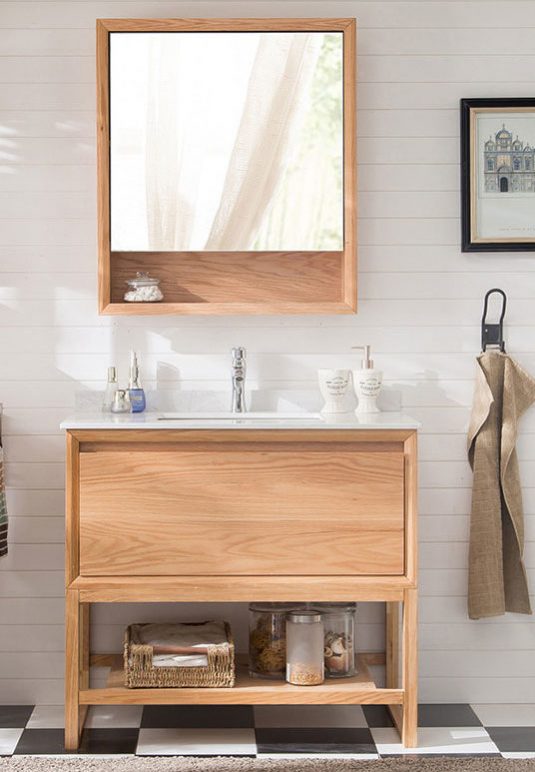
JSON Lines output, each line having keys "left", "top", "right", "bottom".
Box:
{"left": 1, "top": 703, "right": 535, "bottom": 758}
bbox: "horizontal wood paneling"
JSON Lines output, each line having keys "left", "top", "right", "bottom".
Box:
{"left": 1, "top": 0, "right": 534, "bottom": 704}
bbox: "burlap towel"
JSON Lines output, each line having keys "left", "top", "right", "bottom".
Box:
{"left": 467, "top": 351, "right": 535, "bottom": 619}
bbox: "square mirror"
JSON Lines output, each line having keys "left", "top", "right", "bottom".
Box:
{"left": 97, "top": 19, "right": 356, "bottom": 314}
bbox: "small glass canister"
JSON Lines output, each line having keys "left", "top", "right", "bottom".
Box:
{"left": 316, "top": 602, "right": 357, "bottom": 678}
{"left": 124, "top": 272, "right": 163, "bottom": 303}
{"left": 249, "top": 603, "right": 298, "bottom": 680}
{"left": 110, "top": 388, "right": 131, "bottom": 414}
{"left": 286, "top": 610, "right": 324, "bottom": 685}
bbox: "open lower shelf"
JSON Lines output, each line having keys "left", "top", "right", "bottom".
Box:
{"left": 81, "top": 653, "right": 403, "bottom": 706}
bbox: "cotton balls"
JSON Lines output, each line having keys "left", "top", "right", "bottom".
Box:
{"left": 124, "top": 285, "right": 164, "bottom": 302}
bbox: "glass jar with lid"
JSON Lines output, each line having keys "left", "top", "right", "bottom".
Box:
{"left": 249, "top": 603, "right": 300, "bottom": 680}
{"left": 315, "top": 602, "right": 357, "bottom": 678}
{"left": 286, "top": 610, "right": 324, "bottom": 685}
{"left": 124, "top": 272, "right": 163, "bottom": 302}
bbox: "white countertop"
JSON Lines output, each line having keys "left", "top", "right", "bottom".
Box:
{"left": 60, "top": 411, "right": 420, "bottom": 431}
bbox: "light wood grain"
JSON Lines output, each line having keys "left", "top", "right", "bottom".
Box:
{"left": 65, "top": 588, "right": 81, "bottom": 750}
{"left": 386, "top": 601, "right": 400, "bottom": 689}
{"left": 96, "top": 20, "right": 110, "bottom": 313}
{"left": 79, "top": 653, "right": 403, "bottom": 706}
{"left": 402, "top": 434, "right": 418, "bottom": 746}
{"left": 97, "top": 19, "right": 356, "bottom": 33}
{"left": 72, "top": 429, "right": 414, "bottom": 445}
{"left": 343, "top": 18, "right": 357, "bottom": 310}
{"left": 80, "top": 603, "right": 89, "bottom": 691}
{"left": 389, "top": 703, "right": 404, "bottom": 737}
{"left": 404, "top": 432, "right": 418, "bottom": 586}
{"left": 80, "top": 523, "right": 403, "bottom": 577}
{"left": 100, "top": 300, "right": 355, "bottom": 316}
{"left": 79, "top": 684, "right": 403, "bottom": 706}
{"left": 111, "top": 252, "right": 343, "bottom": 305}
{"left": 402, "top": 587, "right": 418, "bottom": 748}
{"left": 65, "top": 433, "right": 79, "bottom": 585}
{"left": 96, "top": 18, "right": 357, "bottom": 316}
{"left": 79, "top": 448, "right": 404, "bottom": 523}
{"left": 64, "top": 427, "right": 417, "bottom": 744}
{"left": 73, "top": 575, "right": 407, "bottom": 603}
{"left": 78, "top": 448, "right": 404, "bottom": 576}
{"left": 81, "top": 440, "right": 404, "bottom": 454}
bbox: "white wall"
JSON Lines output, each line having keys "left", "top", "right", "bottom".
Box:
{"left": 1, "top": 0, "right": 535, "bottom": 705}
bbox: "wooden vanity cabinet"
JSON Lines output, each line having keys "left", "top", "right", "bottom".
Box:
{"left": 65, "top": 428, "right": 418, "bottom": 748}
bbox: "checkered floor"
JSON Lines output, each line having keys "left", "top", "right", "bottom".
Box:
{"left": 1, "top": 704, "right": 535, "bottom": 758}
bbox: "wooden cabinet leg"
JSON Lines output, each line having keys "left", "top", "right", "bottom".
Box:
{"left": 80, "top": 603, "right": 90, "bottom": 690}
{"left": 78, "top": 603, "right": 90, "bottom": 735}
{"left": 65, "top": 588, "right": 82, "bottom": 750}
{"left": 386, "top": 601, "right": 400, "bottom": 689}
{"left": 402, "top": 587, "right": 418, "bottom": 748}
{"left": 386, "top": 601, "right": 403, "bottom": 736}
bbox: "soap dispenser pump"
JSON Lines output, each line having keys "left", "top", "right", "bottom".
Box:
{"left": 352, "top": 345, "right": 382, "bottom": 414}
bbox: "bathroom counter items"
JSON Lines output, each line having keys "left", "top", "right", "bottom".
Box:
{"left": 63, "top": 422, "right": 418, "bottom": 750}
{"left": 60, "top": 411, "right": 420, "bottom": 431}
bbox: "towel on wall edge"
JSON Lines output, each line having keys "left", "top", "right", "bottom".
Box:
{"left": 467, "top": 351, "right": 535, "bottom": 619}
{"left": 0, "top": 445, "right": 7, "bottom": 556}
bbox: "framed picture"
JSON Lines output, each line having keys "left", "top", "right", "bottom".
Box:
{"left": 461, "top": 97, "right": 535, "bottom": 251}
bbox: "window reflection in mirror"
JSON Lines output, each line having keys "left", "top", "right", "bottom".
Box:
{"left": 110, "top": 31, "right": 343, "bottom": 252}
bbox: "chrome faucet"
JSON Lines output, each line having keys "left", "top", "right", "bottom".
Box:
{"left": 231, "top": 347, "right": 246, "bottom": 413}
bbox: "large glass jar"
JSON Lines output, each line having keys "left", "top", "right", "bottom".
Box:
{"left": 315, "top": 602, "right": 357, "bottom": 678}
{"left": 249, "top": 603, "right": 299, "bottom": 679}
{"left": 286, "top": 610, "right": 324, "bottom": 685}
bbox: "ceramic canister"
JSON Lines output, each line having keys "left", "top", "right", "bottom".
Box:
{"left": 318, "top": 369, "right": 352, "bottom": 414}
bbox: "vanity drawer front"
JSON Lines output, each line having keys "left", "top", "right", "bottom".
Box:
{"left": 78, "top": 447, "right": 405, "bottom": 576}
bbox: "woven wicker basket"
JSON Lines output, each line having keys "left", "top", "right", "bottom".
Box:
{"left": 124, "top": 622, "right": 235, "bottom": 688}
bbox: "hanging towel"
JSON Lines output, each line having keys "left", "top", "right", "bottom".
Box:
{"left": 467, "top": 351, "right": 535, "bottom": 619}
{"left": 0, "top": 445, "right": 7, "bottom": 557}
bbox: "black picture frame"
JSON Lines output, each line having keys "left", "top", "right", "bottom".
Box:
{"left": 461, "top": 97, "right": 535, "bottom": 252}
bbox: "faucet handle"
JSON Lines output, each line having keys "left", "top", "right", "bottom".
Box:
{"left": 232, "top": 347, "right": 246, "bottom": 362}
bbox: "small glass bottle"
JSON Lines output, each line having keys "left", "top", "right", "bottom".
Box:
{"left": 102, "top": 366, "right": 118, "bottom": 412}
{"left": 315, "top": 603, "right": 357, "bottom": 678}
{"left": 249, "top": 603, "right": 298, "bottom": 679}
{"left": 286, "top": 610, "right": 324, "bottom": 685}
{"left": 110, "top": 389, "right": 131, "bottom": 413}
{"left": 128, "top": 351, "right": 146, "bottom": 413}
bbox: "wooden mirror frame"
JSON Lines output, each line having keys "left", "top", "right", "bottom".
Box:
{"left": 97, "top": 18, "right": 356, "bottom": 315}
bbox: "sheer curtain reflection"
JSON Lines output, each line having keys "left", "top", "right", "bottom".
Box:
{"left": 110, "top": 31, "right": 338, "bottom": 252}
{"left": 145, "top": 36, "right": 203, "bottom": 250}
{"left": 144, "top": 33, "right": 321, "bottom": 251}
{"left": 204, "top": 33, "right": 321, "bottom": 250}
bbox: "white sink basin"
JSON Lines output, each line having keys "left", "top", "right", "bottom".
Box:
{"left": 158, "top": 411, "right": 323, "bottom": 422}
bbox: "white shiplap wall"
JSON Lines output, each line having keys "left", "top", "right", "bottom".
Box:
{"left": 2, "top": 0, "right": 535, "bottom": 705}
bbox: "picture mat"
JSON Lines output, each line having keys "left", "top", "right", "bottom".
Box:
{"left": 473, "top": 109, "right": 535, "bottom": 242}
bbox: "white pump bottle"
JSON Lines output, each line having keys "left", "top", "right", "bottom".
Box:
{"left": 352, "top": 345, "right": 383, "bottom": 414}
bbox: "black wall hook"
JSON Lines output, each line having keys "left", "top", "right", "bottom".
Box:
{"left": 481, "top": 288, "right": 507, "bottom": 353}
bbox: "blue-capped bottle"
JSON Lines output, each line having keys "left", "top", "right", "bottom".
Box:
{"left": 128, "top": 351, "right": 146, "bottom": 413}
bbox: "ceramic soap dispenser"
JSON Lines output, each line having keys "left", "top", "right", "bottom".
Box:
{"left": 352, "top": 345, "right": 382, "bottom": 414}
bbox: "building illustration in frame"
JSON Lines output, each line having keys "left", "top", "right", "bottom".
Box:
{"left": 484, "top": 125, "right": 535, "bottom": 193}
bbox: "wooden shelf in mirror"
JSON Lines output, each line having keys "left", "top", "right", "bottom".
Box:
{"left": 97, "top": 18, "right": 357, "bottom": 316}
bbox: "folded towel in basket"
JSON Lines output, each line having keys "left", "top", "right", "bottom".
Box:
{"left": 135, "top": 621, "right": 228, "bottom": 668}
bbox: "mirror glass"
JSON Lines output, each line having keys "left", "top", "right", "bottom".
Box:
{"left": 109, "top": 31, "right": 343, "bottom": 252}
